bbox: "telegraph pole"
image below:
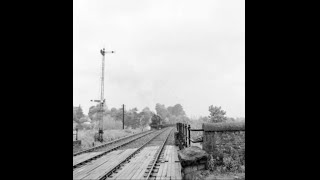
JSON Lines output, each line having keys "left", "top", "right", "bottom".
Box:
{"left": 92, "top": 48, "right": 115, "bottom": 142}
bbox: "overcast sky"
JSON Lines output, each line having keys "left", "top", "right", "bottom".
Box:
{"left": 73, "top": 0, "right": 245, "bottom": 118}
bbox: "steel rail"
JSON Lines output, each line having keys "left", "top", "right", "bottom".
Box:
{"left": 73, "top": 130, "right": 156, "bottom": 169}
{"left": 73, "top": 130, "right": 153, "bottom": 157}
{"left": 98, "top": 127, "right": 173, "bottom": 180}
{"left": 143, "top": 127, "right": 174, "bottom": 179}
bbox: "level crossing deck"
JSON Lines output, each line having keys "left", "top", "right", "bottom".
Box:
{"left": 155, "top": 145, "right": 182, "bottom": 180}
{"left": 108, "top": 146, "right": 159, "bottom": 179}
{"left": 73, "top": 145, "right": 182, "bottom": 180}
{"left": 73, "top": 151, "right": 105, "bottom": 166}
{"left": 73, "top": 149, "right": 138, "bottom": 180}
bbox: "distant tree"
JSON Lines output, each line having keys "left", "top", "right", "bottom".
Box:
{"left": 73, "top": 121, "right": 78, "bottom": 130}
{"left": 199, "top": 116, "right": 209, "bottom": 122}
{"left": 167, "top": 106, "right": 174, "bottom": 116}
{"left": 235, "top": 117, "right": 245, "bottom": 122}
{"left": 79, "top": 116, "right": 90, "bottom": 123}
{"left": 75, "top": 123, "right": 83, "bottom": 130}
{"left": 75, "top": 105, "right": 85, "bottom": 120}
{"left": 208, "top": 105, "right": 227, "bottom": 123}
{"left": 124, "top": 108, "right": 140, "bottom": 129}
{"left": 82, "top": 122, "right": 93, "bottom": 130}
{"left": 170, "top": 104, "right": 186, "bottom": 116}
{"left": 226, "top": 117, "right": 236, "bottom": 122}
{"left": 155, "top": 103, "right": 169, "bottom": 119}
{"left": 116, "top": 107, "right": 125, "bottom": 121}
{"left": 88, "top": 104, "right": 108, "bottom": 122}
{"left": 73, "top": 108, "right": 79, "bottom": 123}
{"left": 110, "top": 107, "right": 118, "bottom": 117}
{"left": 88, "top": 105, "right": 98, "bottom": 121}
{"left": 139, "top": 107, "right": 153, "bottom": 131}
{"left": 178, "top": 115, "right": 190, "bottom": 123}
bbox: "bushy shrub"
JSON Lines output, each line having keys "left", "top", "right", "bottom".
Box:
{"left": 207, "top": 132, "right": 245, "bottom": 173}
{"left": 102, "top": 115, "right": 122, "bottom": 130}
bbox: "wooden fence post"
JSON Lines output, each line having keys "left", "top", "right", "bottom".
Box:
{"left": 76, "top": 128, "right": 78, "bottom": 141}
{"left": 184, "top": 124, "right": 187, "bottom": 147}
{"left": 182, "top": 123, "right": 184, "bottom": 137}
{"left": 188, "top": 124, "right": 191, "bottom": 147}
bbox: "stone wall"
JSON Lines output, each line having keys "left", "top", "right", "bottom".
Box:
{"left": 202, "top": 122, "right": 245, "bottom": 169}
{"left": 202, "top": 122, "right": 245, "bottom": 153}
{"left": 177, "top": 146, "right": 208, "bottom": 179}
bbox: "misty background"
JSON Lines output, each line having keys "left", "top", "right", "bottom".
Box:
{"left": 73, "top": 0, "right": 245, "bottom": 118}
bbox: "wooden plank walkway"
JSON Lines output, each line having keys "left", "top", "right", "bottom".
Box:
{"left": 73, "top": 151, "right": 105, "bottom": 166}
{"left": 110, "top": 145, "right": 182, "bottom": 180}
{"left": 108, "top": 146, "right": 160, "bottom": 180}
{"left": 73, "top": 148, "right": 137, "bottom": 180}
{"left": 155, "top": 145, "right": 182, "bottom": 180}
{"left": 73, "top": 145, "right": 182, "bottom": 180}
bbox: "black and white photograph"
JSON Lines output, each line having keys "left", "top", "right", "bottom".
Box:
{"left": 73, "top": 0, "right": 245, "bottom": 179}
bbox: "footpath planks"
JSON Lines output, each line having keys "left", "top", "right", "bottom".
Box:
{"left": 73, "top": 150, "right": 124, "bottom": 179}
{"left": 110, "top": 146, "right": 159, "bottom": 180}
{"left": 74, "top": 145, "right": 182, "bottom": 180}
{"left": 73, "top": 149, "right": 137, "bottom": 180}
{"left": 73, "top": 152, "right": 105, "bottom": 166}
{"left": 131, "top": 146, "right": 160, "bottom": 179}
{"left": 79, "top": 148, "right": 137, "bottom": 180}
{"left": 155, "top": 145, "right": 181, "bottom": 180}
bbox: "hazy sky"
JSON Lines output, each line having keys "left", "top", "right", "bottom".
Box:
{"left": 73, "top": 0, "right": 245, "bottom": 118}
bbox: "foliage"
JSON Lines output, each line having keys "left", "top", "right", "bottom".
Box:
{"left": 226, "top": 117, "right": 235, "bottom": 122}
{"left": 167, "top": 104, "right": 186, "bottom": 116}
{"left": 207, "top": 132, "right": 245, "bottom": 173}
{"left": 88, "top": 104, "right": 108, "bottom": 122}
{"left": 73, "top": 105, "right": 85, "bottom": 123}
{"left": 79, "top": 116, "right": 91, "bottom": 123}
{"left": 88, "top": 105, "right": 153, "bottom": 129}
{"left": 88, "top": 105, "right": 99, "bottom": 121}
{"left": 81, "top": 122, "right": 93, "bottom": 130}
{"left": 85, "top": 103, "right": 190, "bottom": 130}
{"left": 208, "top": 105, "right": 227, "bottom": 123}
{"left": 75, "top": 123, "right": 83, "bottom": 130}
{"left": 123, "top": 108, "right": 141, "bottom": 129}
{"left": 74, "top": 105, "right": 85, "bottom": 119}
{"left": 155, "top": 103, "right": 189, "bottom": 124}
{"left": 73, "top": 128, "right": 141, "bottom": 152}
{"left": 199, "top": 116, "right": 209, "bottom": 122}
{"left": 102, "top": 114, "right": 122, "bottom": 130}
{"left": 139, "top": 107, "right": 153, "bottom": 131}
{"left": 155, "top": 103, "right": 169, "bottom": 120}
{"left": 73, "top": 110, "right": 78, "bottom": 123}
{"left": 73, "top": 121, "right": 78, "bottom": 130}
{"left": 203, "top": 121, "right": 245, "bottom": 131}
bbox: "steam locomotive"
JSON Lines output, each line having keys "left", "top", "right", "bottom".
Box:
{"left": 149, "top": 114, "right": 175, "bottom": 130}
{"left": 150, "top": 114, "right": 162, "bottom": 129}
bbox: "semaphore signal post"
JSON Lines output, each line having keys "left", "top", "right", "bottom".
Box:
{"left": 91, "top": 48, "right": 115, "bottom": 142}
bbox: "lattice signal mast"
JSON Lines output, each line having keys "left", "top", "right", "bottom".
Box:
{"left": 92, "top": 48, "right": 115, "bottom": 142}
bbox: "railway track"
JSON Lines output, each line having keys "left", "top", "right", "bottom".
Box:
{"left": 141, "top": 127, "right": 174, "bottom": 180}
{"left": 100, "top": 127, "right": 173, "bottom": 180}
{"left": 73, "top": 130, "right": 157, "bottom": 169}
{"left": 73, "top": 130, "right": 153, "bottom": 157}
{"left": 73, "top": 127, "right": 175, "bottom": 180}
